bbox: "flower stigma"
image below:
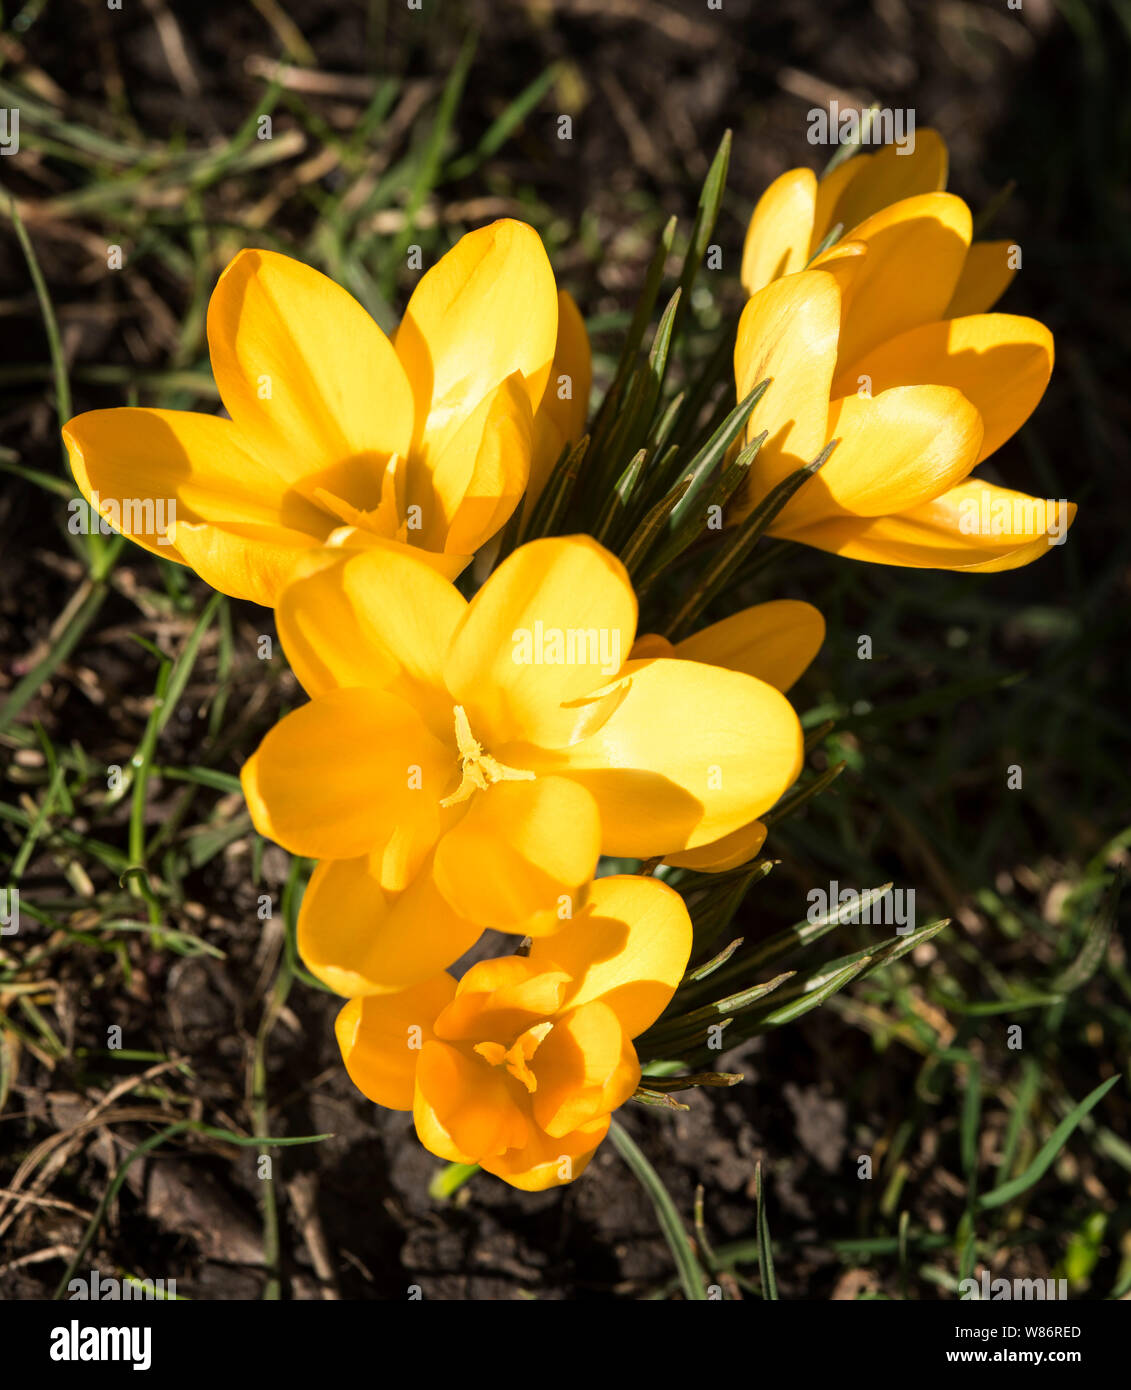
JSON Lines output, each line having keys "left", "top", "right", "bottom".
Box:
{"left": 440, "top": 704, "right": 536, "bottom": 807}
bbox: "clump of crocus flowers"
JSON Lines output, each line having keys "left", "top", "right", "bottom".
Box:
{"left": 62, "top": 128, "right": 1071, "bottom": 1189}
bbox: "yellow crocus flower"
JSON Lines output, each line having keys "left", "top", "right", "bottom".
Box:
{"left": 335, "top": 874, "right": 692, "bottom": 1191}
{"left": 241, "top": 536, "right": 805, "bottom": 995}
{"left": 62, "top": 221, "right": 584, "bottom": 604}
{"left": 741, "top": 127, "right": 1014, "bottom": 314}
{"left": 733, "top": 184, "right": 1073, "bottom": 568}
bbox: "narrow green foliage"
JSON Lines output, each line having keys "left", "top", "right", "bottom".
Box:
{"left": 610, "top": 1120, "right": 709, "bottom": 1301}
{"left": 518, "top": 434, "right": 590, "bottom": 544}
{"left": 977, "top": 1076, "right": 1122, "bottom": 1211}
{"left": 666, "top": 439, "right": 838, "bottom": 640}
{"left": 754, "top": 1163, "right": 778, "bottom": 1300}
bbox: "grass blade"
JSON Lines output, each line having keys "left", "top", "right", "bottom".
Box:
{"left": 610, "top": 1119, "right": 708, "bottom": 1300}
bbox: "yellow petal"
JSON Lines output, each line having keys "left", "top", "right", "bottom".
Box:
{"left": 412, "top": 1073, "right": 476, "bottom": 1164}
{"left": 444, "top": 534, "right": 637, "bottom": 748}
{"left": 809, "top": 155, "right": 871, "bottom": 253}
{"left": 740, "top": 167, "right": 817, "bottom": 295}
{"left": 395, "top": 220, "right": 558, "bottom": 464}
{"left": 452, "top": 955, "right": 550, "bottom": 998}
{"left": 275, "top": 544, "right": 465, "bottom": 733}
{"left": 240, "top": 687, "right": 450, "bottom": 860}
{"left": 838, "top": 314, "right": 1052, "bottom": 465}
{"left": 810, "top": 129, "right": 948, "bottom": 251}
{"left": 299, "top": 855, "right": 481, "bottom": 995}
{"left": 664, "top": 819, "right": 769, "bottom": 872}
{"left": 207, "top": 249, "right": 414, "bottom": 489}
{"left": 731, "top": 270, "right": 841, "bottom": 517}
{"left": 945, "top": 240, "right": 1017, "bottom": 318}
{"left": 531, "top": 1000, "right": 638, "bottom": 1137}
{"left": 788, "top": 479, "right": 1076, "bottom": 571}
{"left": 520, "top": 658, "right": 804, "bottom": 857}
{"left": 63, "top": 407, "right": 327, "bottom": 593}
{"left": 777, "top": 384, "right": 984, "bottom": 529}
{"left": 432, "top": 776, "right": 601, "bottom": 928}
{"left": 544, "top": 290, "right": 592, "bottom": 441}
{"left": 832, "top": 192, "right": 972, "bottom": 372}
{"left": 335, "top": 973, "right": 457, "bottom": 1109}
{"left": 320, "top": 525, "right": 470, "bottom": 583}
{"left": 529, "top": 874, "right": 693, "bottom": 1039}
{"left": 435, "top": 956, "right": 568, "bottom": 1043}
{"left": 526, "top": 290, "right": 592, "bottom": 518}
{"left": 414, "top": 1039, "right": 529, "bottom": 1160}
{"left": 422, "top": 372, "right": 534, "bottom": 556}
{"left": 167, "top": 518, "right": 322, "bottom": 606}
{"left": 805, "top": 236, "right": 869, "bottom": 301}
{"left": 672, "top": 599, "right": 825, "bottom": 692}
{"left": 480, "top": 1113, "right": 610, "bottom": 1191}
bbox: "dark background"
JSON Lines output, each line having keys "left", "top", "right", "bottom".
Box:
{"left": 0, "top": 0, "right": 1128, "bottom": 1300}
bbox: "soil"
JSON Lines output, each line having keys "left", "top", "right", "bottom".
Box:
{"left": 1, "top": 0, "right": 1127, "bottom": 1299}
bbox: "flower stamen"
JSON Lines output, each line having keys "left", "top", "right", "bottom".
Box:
{"left": 440, "top": 704, "right": 535, "bottom": 807}
{"left": 474, "top": 1022, "right": 553, "bottom": 1093}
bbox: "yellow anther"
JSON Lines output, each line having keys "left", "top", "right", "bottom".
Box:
{"left": 473, "top": 1022, "right": 554, "bottom": 1094}
{"left": 440, "top": 705, "right": 535, "bottom": 807}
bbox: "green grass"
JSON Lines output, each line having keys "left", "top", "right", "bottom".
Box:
{"left": 1, "top": 0, "right": 1128, "bottom": 1301}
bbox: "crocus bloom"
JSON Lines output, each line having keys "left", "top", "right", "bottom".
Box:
{"left": 241, "top": 535, "right": 804, "bottom": 995}
{"left": 335, "top": 874, "right": 692, "bottom": 1190}
{"left": 62, "top": 221, "right": 575, "bottom": 605}
{"left": 741, "top": 128, "right": 1016, "bottom": 315}
{"left": 731, "top": 216, "right": 1072, "bottom": 569}
{"left": 734, "top": 134, "right": 1073, "bottom": 569}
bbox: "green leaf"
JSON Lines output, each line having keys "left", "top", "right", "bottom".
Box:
{"left": 618, "top": 474, "right": 693, "bottom": 575}
{"left": 663, "top": 379, "right": 768, "bottom": 533}
{"left": 666, "top": 439, "right": 837, "bottom": 640}
{"left": 744, "top": 881, "right": 894, "bottom": 971}
{"left": 0, "top": 577, "right": 116, "bottom": 736}
{"left": 751, "top": 955, "right": 875, "bottom": 1029}
{"left": 805, "top": 221, "right": 844, "bottom": 265}
{"left": 634, "top": 408, "right": 769, "bottom": 591}
{"left": 428, "top": 1161, "right": 480, "bottom": 1201}
{"left": 610, "top": 1120, "right": 708, "bottom": 1300}
{"left": 156, "top": 765, "right": 243, "bottom": 795}
{"left": 383, "top": 32, "right": 477, "bottom": 288}
{"left": 446, "top": 62, "right": 561, "bottom": 178}
{"left": 761, "top": 759, "right": 847, "bottom": 827}
{"left": 631, "top": 1088, "right": 691, "bottom": 1111}
{"left": 643, "top": 971, "right": 794, "bottom": 1050}
{"left": 591, "top": 449, "right": 647, "bottom": 546}
{"left": 673, "top": 129, "right": 731, "bottom": 339}
{"left": 586, "top": 217, "right": 676, "bottom": 477}
{"left": 1052, "top": 868, "right": 1121, "bottom": 994}
{"left": 688, "top": 936, "right": 744, "bottom": 982}
{"left": 754, "top": 1162, "right": 778, "bottom": 1300}
{"left": 637, "top": 1071, "right": 744, "bottom": 1093}
{"left": 519, "top": 433, "right": 589, "bottom": 542}
{"left": 977, "top": 1075, "right": 1123, "bottom": 1211}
